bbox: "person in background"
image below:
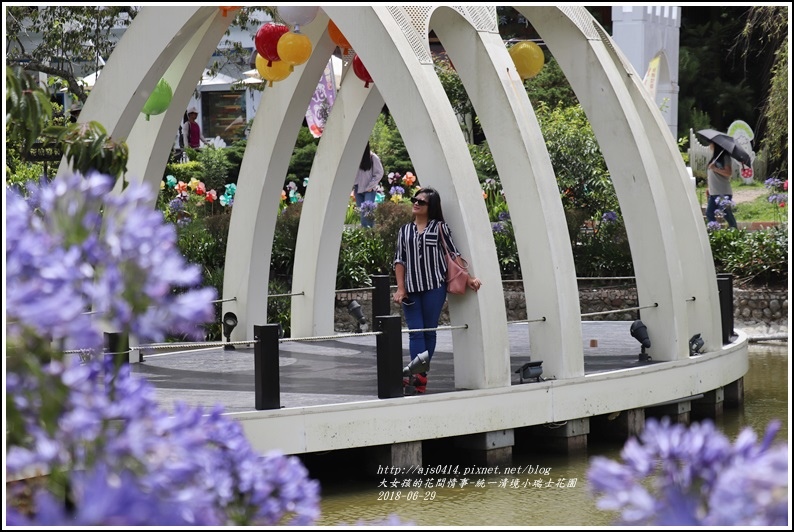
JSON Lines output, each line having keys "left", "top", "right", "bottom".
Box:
{"left": 69, "top": 102, "right": 82, "bottom": 123}
{"left": 352, "top": 142, "right": 384, "bottom": 228}
{"left": 183, "top": 106, "right": 209, "bottom": 149}
{"left": 392, "top": 187, "right": 482, "bottom": 394}
{"left": 705, "top": 141, "right": 737, "bottom": 229}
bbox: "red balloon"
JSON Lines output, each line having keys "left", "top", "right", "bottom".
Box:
{"left": 255, "top": 22, "right": 289, "bottom": 67}
{"left": 352, "top": 54, "right": 373, "bottom": 88}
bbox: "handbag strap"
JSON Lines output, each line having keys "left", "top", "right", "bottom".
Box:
{"left": 440, "top": 226, "right": 469, "bottom": 267}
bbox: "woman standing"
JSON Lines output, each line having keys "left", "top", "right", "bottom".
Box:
{"left": 352, "top": 142, "right": 384, "bottom": 228}
{"left": 392, "top": 188, "right": 482, "bottom": 393}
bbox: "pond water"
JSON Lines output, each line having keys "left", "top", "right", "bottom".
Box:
{"left": 312, "top": 344, "right": 789, "bottom": 527}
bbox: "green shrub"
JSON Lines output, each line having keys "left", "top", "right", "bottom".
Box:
{"left": 164, "top": 160, "right": 204, "bottom": 184}
{"left": 224, "top": 140, "right": 247, "bottom": 184}
{"left": 708, "top": 226, "right": 788, "bottom": 286}
{"left": 267, "top": 278, "right": 293, "bottom": 338}
{"left": 571, "top": 214, "right": 634, "bottom": 278}
{"left": 271, "top": 202, "right": 302, "bottom": 280}
{"left": 195, "top": 147, "right": 233, "bottom": 192}
{"left": 491, "top": 213, "right": 520, "bottom": 279}
{"left": 337, "top": 227, "right": 389, "bottom": 289}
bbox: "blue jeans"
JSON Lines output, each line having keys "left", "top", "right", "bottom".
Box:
{"left": 354, "top": 189, "right": 376, "bottom": 228}
{"left": 706, "top": 194, "right": 737, "bottom": 228}
{"left": 402, "top": 284, "right": 447, "bottom": 362}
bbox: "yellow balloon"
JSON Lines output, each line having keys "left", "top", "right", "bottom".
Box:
{"left": 509, "top": 41, "right": 545, "bottom": 80}
{"left": 255, "top": 54, "right": 291, "bottom": 87}
{"left": 277, "top": 32, "right": 312, "bottom": 72}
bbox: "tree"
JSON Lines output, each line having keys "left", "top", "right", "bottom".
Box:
{"left": 5, "top": 6, "right": 138, "bottom": 103}
{"left": 6, "top": 66, "right": 129, "bottom": 181}
{"left": 737, "top": 6, "right": 789, "bottom": 173}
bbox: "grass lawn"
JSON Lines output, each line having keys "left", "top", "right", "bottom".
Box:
{"left": 695, "top": 180, "right": 786, "bottom": 223}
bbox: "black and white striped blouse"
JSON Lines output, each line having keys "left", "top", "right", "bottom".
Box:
{"left": 393, "top": 219, "right": 461, "bottom": 293}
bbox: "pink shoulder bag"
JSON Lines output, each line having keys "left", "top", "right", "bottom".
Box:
{"left": 440, "top": 233, "right": 469, "bottom": 294}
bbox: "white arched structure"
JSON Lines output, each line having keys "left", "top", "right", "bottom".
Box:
{"left": 74, "top": 6, "right": 737, "bottom": 427}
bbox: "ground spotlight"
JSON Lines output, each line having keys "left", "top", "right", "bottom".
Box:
{"left": 222, "top": 312, "right": 238, "bottom": 350}
{"left": 689, "top": 333, "right": 704, "bottom": 356}
{"left": 515, "top": 360, "right": 544, "bottom": 383}
{"left": 630, "top": 319, "right": 651, "bottom": 361}
{"left": 347, "top": 300, "right": 368, "bottom": 333}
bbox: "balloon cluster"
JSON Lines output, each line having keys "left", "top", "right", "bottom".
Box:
{"left": 326, "top": 18, "right": 372, "bottom": 88}
{"left": 253, "top": 7, "right": 319, "bottom": 87}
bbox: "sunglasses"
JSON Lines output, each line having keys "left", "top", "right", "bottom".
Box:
{"left": 410, "top": 197, "right": 428, "bottom": 206}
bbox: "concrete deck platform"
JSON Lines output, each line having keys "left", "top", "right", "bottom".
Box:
{"left": 132, "top": 321, "right": 656, "bottom": 413}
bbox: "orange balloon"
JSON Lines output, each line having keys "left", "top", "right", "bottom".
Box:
{"left": 277, "top": 32, "right": 312, "bottom": 72}
{"left": 255, "top": 54, "right": 291, "bottom": 87}
{"left": 328, "top": 20, "right": 351, "bottom": 55}
{"left": 219, "top": 6, "right": 241, "bottom": 17}
{"left": 509, "top": 41, "right": 545, "bottom": 80}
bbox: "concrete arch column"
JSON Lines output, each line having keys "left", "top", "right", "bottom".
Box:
{"left": 430, "top": 7, "right": 583, "bottom": 379}
{"left": 221, "top": 13, "right": 336, "bottom": 340}
{"left": 326, "top": 6, "right": 509, "bottom": 389}
{"left": 518, "top": 6, "right": 716, "bottom": 361}
{"left": 289, "top": 75, "right": 385, "bottom": 338}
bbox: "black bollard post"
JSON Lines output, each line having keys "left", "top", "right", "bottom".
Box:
{"left": 716, "top": 273, "right": 735, "bottom": 345}
{"left": 376, "top": 315, "right": 404, "bottom": 399}
{"left": 372, "top": 275, "right": 391, "bottom": 325}
{"left": 254, "top": 324, "right": 281, "bottom": 410}
{"left": 103, "top": 332, "right": 130, "bottom": 373}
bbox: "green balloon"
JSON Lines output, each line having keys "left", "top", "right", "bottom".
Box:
{"left": 142, "top": 78, "right": 173, "bottom": 119}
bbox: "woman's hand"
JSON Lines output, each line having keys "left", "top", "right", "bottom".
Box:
{"left": 393, "top": 287, "right": 407, "bottom": 304}
{"left": 467, "top": 276, "right": 482, "bottom": 292}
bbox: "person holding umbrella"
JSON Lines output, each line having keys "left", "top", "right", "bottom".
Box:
{"left": 697, "top": 129, "right": 752, "bottom": 230}
{"left": 705, "top": 142, "right": 737, "bottom": 229}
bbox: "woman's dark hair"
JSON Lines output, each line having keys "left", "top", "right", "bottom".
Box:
{"left": 359, "top": 142, "right": 373, "bottom": 171}
{"left": 414, "top": 187, "right": 445, "bottom": 222}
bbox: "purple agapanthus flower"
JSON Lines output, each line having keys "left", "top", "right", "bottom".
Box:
{"left": 587, "top": 418, "right": 788, "bottom": 526}
{"left": 6, "top": 172, "right": 216, "bottom": 351}
{"left": 7, "top": 357, "right": 321, "bottom": 526}
{"left": 359, "top": 200, "right": 377, "bottom": 220}
{"left": 706, "top": 221, "right": 723, "bottom": 231}
{"left": 715, "top": 196, "right": 736, "bottom": 210}
{"left": 602, "top": 211, "right": 618, "bottom": 223}
{"left": 492, "top": 222, "right": 506, "bottom": 234}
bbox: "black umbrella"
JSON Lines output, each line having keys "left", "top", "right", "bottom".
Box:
{"left": 696, "top": 129, "right": 752, "bottom": 167}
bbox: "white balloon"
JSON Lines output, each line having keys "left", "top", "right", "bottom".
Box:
{"left": 277, "top": 6, "right": 319, "bottom": 27}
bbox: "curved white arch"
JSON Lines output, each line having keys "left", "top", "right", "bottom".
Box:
{"left": 429, "top": 6, "right": 583, "bottom": 379}
{"left": 323, "top": 6, "right": 510, "bottom": 389}
{"left": 518, "top": 6, "right": 721, "bottom": 360}
{"left": 221, "top": 14, "right": 334, "bottom": 338}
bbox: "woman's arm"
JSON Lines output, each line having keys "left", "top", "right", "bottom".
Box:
{"left": 393, "top": 227, "right": 407, "bottom": 303}
{"left": 368, "top": 154, "right": 384, "bottom": 190}
{"left": 393, "top": 263, "right": 407, "bottom": 303}
{"left": 709, "top": 162, "right": 732, "bottom": 178}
